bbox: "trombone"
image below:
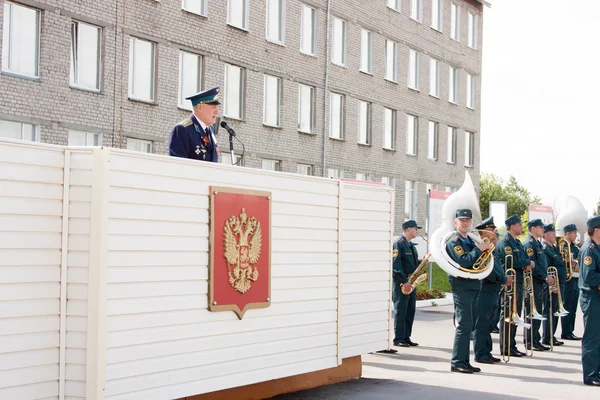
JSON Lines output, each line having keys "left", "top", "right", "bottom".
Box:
{"left": 546, "top": 266, "right": 569, "bottom": 351}
{"left": 502, "top": 254, "right": 531, "bottom": 363}
{"left": 523, "top": 269, "right": 546, "bottom": 357}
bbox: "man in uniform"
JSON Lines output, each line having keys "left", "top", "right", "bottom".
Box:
{"left": 523, "top": 219, "right": 553, "bottom": 351}
{"left": 578, "top": 216, "right": 600, "bottom": 387}
{"left": 168, "top": 87, "right": 221, "bottom": 161}
{"left": 541, "top": 224, "right": 565, "bottom": 347}
{"left": 561, "top": 224, "right": 582, "bottom": 341}
{"left": 447, "top": 209, "right": 490, "bottom": 373}
{"left": 474, "top": 217, "right": 513, "bottom": 364}
{"left": 495, "top": 215, "right": 532, "bottom": 357}
{"left": 392, "top": 220, "right": 422, "bottom": 347}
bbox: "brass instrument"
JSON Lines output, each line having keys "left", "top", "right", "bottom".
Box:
{"left": 523, "top": 269, "right": 546, "bottom": 357}
{"left": 557, "top": 237, "right": 573, "bottom": 281}
{"left": 546, "top": 266, "right": 569, "bottom": 351}
{"left": 502, "top": 254, "right": 531, "bottom": 363}
{"left": 420, "top": 234, "right": 429, "bottom": 243}
{"left": 469, "top": 234, "right": 496, "bottom": 271}
{"left": 402, "top": 253, "right": 431, "bottom": 295}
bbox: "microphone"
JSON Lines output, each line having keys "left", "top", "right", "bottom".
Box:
{"left": 220, "top": 121, "right": 236, "bottom": 137}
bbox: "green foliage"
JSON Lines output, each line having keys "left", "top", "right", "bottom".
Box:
{"left": 479, "top": 173, "right": 542, "bottom": 221}
{"left": 595, "top": 199, "right": 600, "bottom": 216}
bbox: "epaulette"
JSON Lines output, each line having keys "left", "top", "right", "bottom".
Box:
{"left": 179, "top": 118, "right": 193, "bottom": 127}
{"left": 591, "top": 242, "right": 596, "bottom": 249}
{"left": 451, "top": 233, "right": 461, "bottom": 242}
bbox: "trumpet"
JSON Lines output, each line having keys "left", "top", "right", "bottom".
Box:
{"left": 546, "top": 266, "right": 569, "bottom": 351}
{"left": 401, "top": 253, "right": 431, "bottom": 295}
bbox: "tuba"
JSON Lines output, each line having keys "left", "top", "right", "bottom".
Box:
{"left": 555, "top": 195, "right": 588, "bottom": 281}
{"left": 429, "top": 171, "right": 494, "bottom": 280}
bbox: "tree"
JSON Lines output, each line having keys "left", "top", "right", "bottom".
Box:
{"left": 595, "top": 198, "right": 600, "bottom": 217}
{"left": 479, "top": 173, "right": 542, "bottom": 222}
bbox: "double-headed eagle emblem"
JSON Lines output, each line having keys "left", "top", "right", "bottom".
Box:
{"left": 224, "top": 208, "right": 262, "bottom": 293}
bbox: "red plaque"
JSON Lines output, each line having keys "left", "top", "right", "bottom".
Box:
{"left": 209, "top": 186, "right": 271, "bottom": 319}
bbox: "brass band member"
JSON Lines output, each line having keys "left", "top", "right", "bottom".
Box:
{"left": 561, "top": 224, "right": 582, "bottom": 341}
{"left": 542, "top": 224, "right": 565, "bottom": 347}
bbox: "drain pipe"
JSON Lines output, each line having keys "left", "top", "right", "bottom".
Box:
{"left": 321, "top": 0, "right": 332, "bottom": 177}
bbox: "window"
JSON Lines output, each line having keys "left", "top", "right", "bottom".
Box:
{"left": 381, "top": 176, "right": 395, "bottom": 188}
{"left": 427, "top": 121, "right": 439, "bottom": 160}
{"left": 356, "top": 173, "right": 371, "bottom": 181}
{"left": 228, "top": 0, "right": 249, "bottom": 30}
{"left": 387, "top": 0, "right": 400, "bottom": 11}
{"left": 445, "top": 186, "right": 453, "bottom": 193}
{"left": 0, "top": 120, "right": 39, "bottom": 141}
{"left": 266, "top": 0, "right": 285, "bottom": 44}
{"left": 360, "top": 29, "right": 373, "bottom": 74}
{"left": 68, "top": 130, "right": 102, "bottom": 146}
{"left": 327, "top": 168, "right": 343, "bottom": 178}
{"left": 465, "top": 131, "right": 474, "bottom": 167}
{"left": 127, "top": 138, "right": 152, "bottom": 153}
{"left": 297, "top": 164, "right": 313, "bottom": 175}
{"left": 329, "top": 93, "right": 344, "bottom": 139}
{"left": 405, "top": 181, "right": 416, "bottom": 219}
{"left": 178, "top": 51, "right": 202, "bottom": 110}
{"left": 385, "top": 40, "right": 398, "bottom": 82}
{"left": 426, "top": 183, "right": 438, "bottom": 194}
{"left": 2, "top": 2, "right": 40, "bottom": 78}
{"left": 431, "top": 0, "right": 442, "bottom": 31}
{"left": 383, "top": 108, "right": 396, "bottom": 150}
{"left": 224, "top": 64, "right": 244, "bottom": 119}
{"left": 70, "top": 21, "right": 101, "bottom": 91}
{"left": 447, "top": 126, "right": 457, "bottom": 163}
{"left": 262, "top": 159, "right": 281, "bottom": 171}
{"left": 263, "top": 75, "right": 281, "bottom": 127}
{"left": 331, "top": 17, "right": 347, "bottom": 66}
{"left": 406, "top": 115, "right": 418, "bottom": 156}
{"left": 358, "top": 101, "right": 371, "bottom": 145}
{"left": 467, "top": 73, "right": 476, "bottom": 109}
{"left": 468, "top": 12, "right": 478, "bottom": 49}
{"left": 220, "top": 152, "right": 242, "bottom": 166}
{"left": 300, "top": 5, "right": 316, "bottom": 55}
{"left": 408, "top": 49, "right": 420, "bottom": 90}
{"left": 429, "top": 58, "right": 439, "bottom": 97}
{"left": 298, "top": 84, "right": 315, "bottom": 133}
{"left": 451, "top": 4, "right": 460, "bottom": 41}
{"left": 410, "top": 0, "right": 422, "bottom": 22}
{"left": 182, "top": 0, "right": 206, "bottom": 16}
{"left": 449, "top": 66, "right": 458, "bottom": 103}
{"left": 128, "top": 37, "right": 156, "bottom": 102}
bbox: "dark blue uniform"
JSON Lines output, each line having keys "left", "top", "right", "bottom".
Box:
{"left": 523, "top": 233, "right": 548, "bottom": 348}
{"left": 542, "top": 240, "right": 566, "bottom": 343}
{"left": 474, "top": 251, "right": 506, "bottom": 362}
{"left": 446, "top": 233, "right": 481, "bottom": 369}
{"left": 392, "top": 235, "right": 419, "bottom": 345}
{"left": 168, "top": 114, "right": 219, "bottom": 162}
{"left": 578, "top": 238, "right": 600, "bottom": 384}
{"left": 561, "top": 242, "right": 580, "bottom": 337}
{"left": 495, "top": 232, "right": 529, "bottom": 352}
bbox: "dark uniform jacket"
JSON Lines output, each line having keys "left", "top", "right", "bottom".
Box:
{"left": 578, "top": 239, "right": 600, "bottom": 294}
{"left": 570, "top": 242, "right": 580, "bottom": 279}
{"left": 393, "top": 235, "right": 420, "bottom": 284}
{"left": 523, "top": 234, "right": 548, "bottom": 283}
{"left": 495, "top": 233, "right": 529, "bottom": 284}
{"left": 168, "top": 114, "right": 219, "bottom": 162}
{"left": 446, "top": 233, "right": 482, "bottom": 291}
{"left": 481, "top": 251, "right": 507, "bottom": 292}
{"left": 543, "top": 241, "right": 567, "bottom": 284}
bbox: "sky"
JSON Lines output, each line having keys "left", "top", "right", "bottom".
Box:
{"left": 480, "top": 0, "right": 600, "bottom": 216}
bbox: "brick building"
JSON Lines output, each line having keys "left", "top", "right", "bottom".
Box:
{"left": 0, "top": 0, "right": 488, "bottom": 233}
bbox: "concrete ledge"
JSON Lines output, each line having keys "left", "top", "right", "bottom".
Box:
{"left": 416, "top": 292, "right": 453, "bottom": 308}
{"left": 179, "top": 356, "right": 362, "bottom": 400}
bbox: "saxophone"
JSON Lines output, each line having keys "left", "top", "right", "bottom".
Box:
{"left": 401, "top": 253, "right": 432, "bottom": 295}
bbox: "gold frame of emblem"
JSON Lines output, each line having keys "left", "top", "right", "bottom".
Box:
{"left": 209, "top": 186, "right": 272, "bottom": 319}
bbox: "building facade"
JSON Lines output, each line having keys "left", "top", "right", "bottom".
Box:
{"left": 0, "top": 0, "right": 485, "bottom": 233}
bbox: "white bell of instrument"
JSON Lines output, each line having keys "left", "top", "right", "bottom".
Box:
{"left": 429, "top": 171, "right": 494, "bottom": 280}
{"left": 555, "top": 195, "right": 587, "bottom": 279}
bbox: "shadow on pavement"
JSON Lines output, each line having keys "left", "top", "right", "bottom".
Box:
{"left": 363, "top": 361, "right": 429, "bottom": 373}
{"left": 268, "top": 378, "right": 534, "bottom": 399}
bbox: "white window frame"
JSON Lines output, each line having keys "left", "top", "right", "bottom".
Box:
{"left": 385, "top": 39, "right": 398, "bottom": 82}
{"left": 406, "top": 114, "right": 418, "bottom": 156}
{"left": 224, "top": 63, "right": 245, "bottom": 120}
{"left": 182, "top": 0, "right": 207, "bottom": 16}
{"left": 468, "top": 12, "right": 478, "bottom": 49}
{"left": 266, "top": 0, "right": 285, "bottom": 44}
{"left": 449, "top": 66, "right": 458, "bottom": 104}
{"left": 297, "top": 164, "right": 313, "bottom": 175}
{"left": 467, "top": 73, "right": 476, "bottom": 109}
{"left": 410, "top": 0, "right": 422, "bottom": 22}
{"left": 383, "top": 107, "right": 396, "bottom": 150}
{"left": 331, "top": 17, "right": 347, "bottom": 66}
{"left": 70, "top": 21, "right": 102, "bottom": 91}
{"left": 327, "top": 168, "right": 343, "bottom": 179}
{"left": 387, "top": 0, "right": 400, "bottom": 12}
{"left": 0, "top": 120, "right": 40, "bottom": 142}
{"left": 300, "top": 4, "right": 316, "bottom": 56}
{"left": 429, "top": 58, "right": 440, "bottom": 97}
{"left": 428, "top": 120, "right": 439, "bottom": 160}
{"left": 2, "top": 2, "right": 41, "bottom": 79}
{"left": 446, "top": 126, "right": 457, "bottom": 164}
{"left": 405, "top": 180, "right": 417, "bottom": 220}
{"left": 263, "top": 74, "right": 282, "bottom": 127}
{"left": 431, "top": 0, "right": 443, "bottom": 31}
{"left": 127, "top": 138, "right": 153, "bottom": 153}
{"left": 178, "top": 51, "right": 203, "bottom": 110}
{"left": 262, "top": 159, "right": 281, "bottom": 171}
{"left": 128, "top": 37, "right": 156, "bottom": 102}
{"left": 451, "top": 3, "right": 460, "bottom": 41}
{"left": 357, "top": 100, "right": 371, "bottom": 145}
{"left": 227, "top": 0, "right": 250, "bottom": 30}
{"left": 329, "top": 92, "right": 344, "bottom": 139}
{"left": 298, "top": 84, "right": 315, "bottom": 134}
{"left": 465, "top": 131, "right": 474, "bottom": 167}
{"left": 408, "top": 49, "right": 420, "bottom": 90}
{"left": 360, "top": 29, "right": 373, "bottom": 74}
{"left": 381, "top": 176, "right": 395, "bottom": 188}
{"left": 68, "top": 130, "right": 103, "bottom": 146}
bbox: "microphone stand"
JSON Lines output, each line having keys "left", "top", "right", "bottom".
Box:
{"left": 229, "top": 131, "right": 235, "bottom": 165}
